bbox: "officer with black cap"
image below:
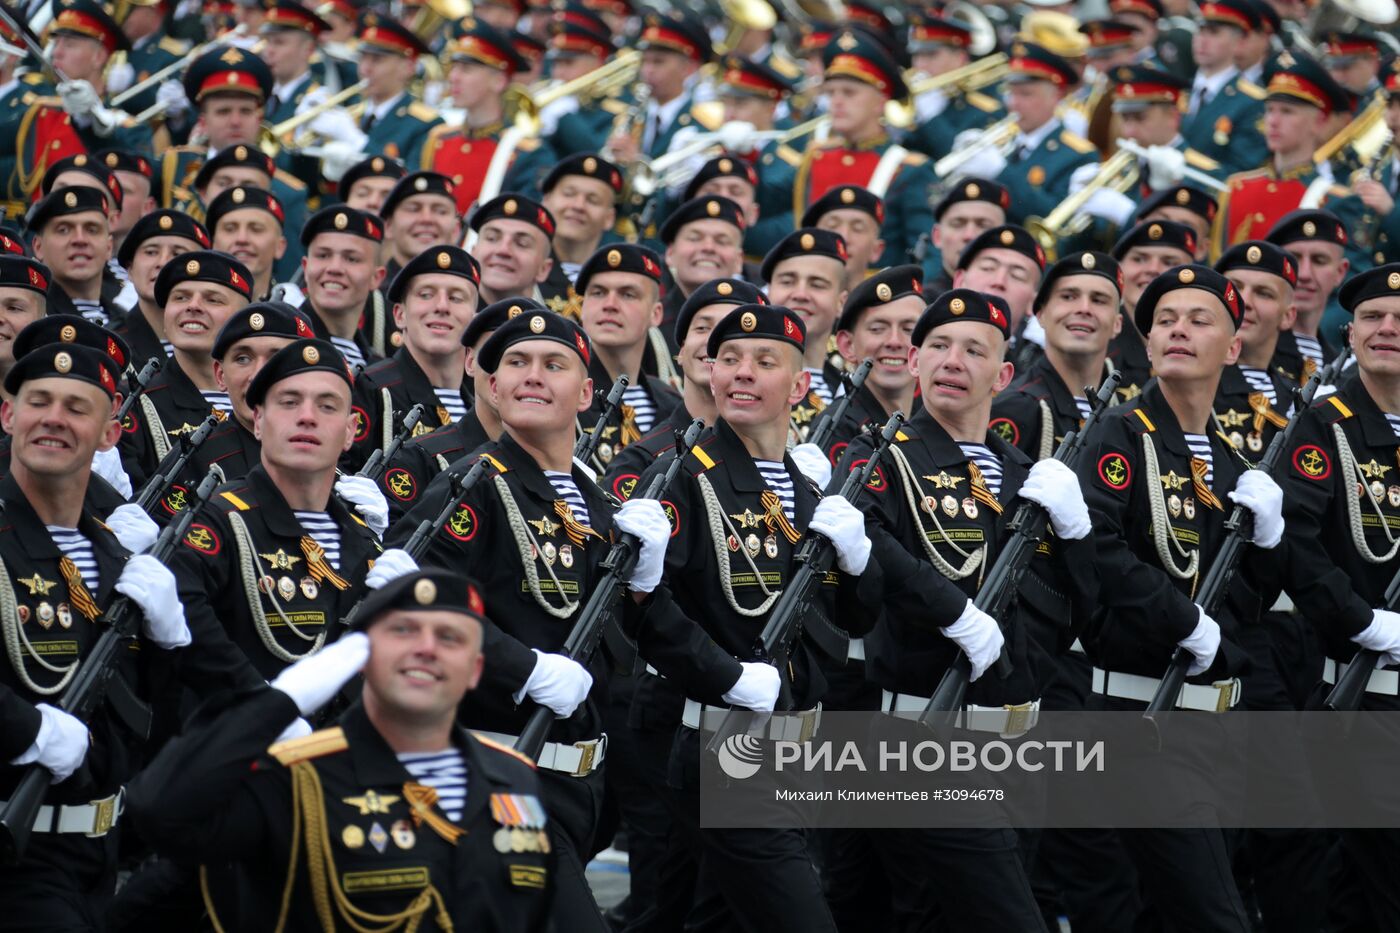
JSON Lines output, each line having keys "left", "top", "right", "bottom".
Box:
{"left": 924, "top": 177, "right": 1011, "bottom": 294}
{"left": 1111, "top": 218, "right": 1199, "bottom": 402}
{"left": 574, "top": 242, "right": 682, "bottom": 471}
{"left": 350, "top": 245, "right": 481, "bottom": 469}
{"left": 29, "top": 186, "right": 121, "bottom": 327}
{"left": 111, "top": 210, "right": 212, "bottom": 365}
{"left": 538, "top": 152, "right": 626, "bottom": 313}
{"left": 1077, "top": 264, "right": 1284, "bottom": 928}
{"left": 1266, "top": 208, "right": 1350, "bottom": 381}
{"left": 658, "top": 195, "right": 750, "bottom": 345}
{"left": 801, "top": 184, "right": 888, "bottom": 291}
{"left": 206, "top": 186, "right": 291, "bottom": 305}
{"left": 300, "top": 206, "right": 387, "bottom": 373}
{"left": 389, "top": 308, "right": 684, "bottom": 933}
{"left": 469, "top": 194, "right": 557, "bottom": 306}
{"left": 127, "top": 569, "right": 551, "bottom": 932}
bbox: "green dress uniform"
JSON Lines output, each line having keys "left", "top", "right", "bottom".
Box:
{"left": 267, "top": 72, "right": 326, "bottom": 198}
{"left": 994, "top": 119, "right": 1101, "bottom": 226}
{"left": 118, "top": 31, "right": 190, "bottom": 116}
{"left": 548, "top": 97, "right": 625, "bottom": 158}
{"left": 903, "top": 88, "right": 1006, "bottom": 163}
{"left": 1180, "top": 73, "right": 1268, "bottom": 176}
{"left": 0, "top": 74, "right": 52, "bottom": 218}
{"left": 1360, "top": 157, "right": 1400, "bottom": 267}
{"left": 361, "top": 92, "right": 444, "bottom": 169}
{"left": 743, "top": 140, "right": 802, "bottom": 260}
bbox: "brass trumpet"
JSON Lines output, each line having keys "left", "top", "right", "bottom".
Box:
{"left": 1024, "top": 149, "right": 1138, "bottom": 262}
{"left": 885, "top": 54, "right": 1009, "bottom": 130}
{"left": 932, "top": 115, "right": 1019, "bottom": 178}
{"left": 259, "top": 80, "right": 369, "bottom": 155}
{"left": 110, "top": 24, "right": 249, "bottom": 108}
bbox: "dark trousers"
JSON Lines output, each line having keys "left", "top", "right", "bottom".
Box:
{"left": 0, "top": 834, "right": 115, "bottom": 932}
{"left": 539, "top": 766, "right": 610, "bottom": 933}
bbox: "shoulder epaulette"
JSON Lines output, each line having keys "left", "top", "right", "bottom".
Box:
{"left": 1128, "top": 407, "right": 1157, "bottom": 434}
{"left": 158, "top": 35, "right": 191, "bottom": 55}
{"left": 692, "top": 100, "right": 724, "bottom": 131}
{"left": 774, "top": 144, "right": 802, "bottom": 166}
{"left": 1324, "top": 395, "right": 1354, "bottom": 422}
{"left": 268, "top": 726, "right": 347, "bottom": 765}
{"left": 1224, "top": 166, "right": 1270, "bottom": 187}
{"left": 687, "top": 440, "right": 718, "bottom": 472}
{"left": 478, "top": 451, "right": 510, "bottom": 474}
{"left": 472, "top": 731, "right": 538, "bottom": 768}
{"left": 273, "top": 169, "right": 306, "bottom": 192}
{"left": 408, "top": 101, "right": 438, "bottom": 122}
{"left": 1238, "top": 79, "right": 1266, "bottom": 99}
{"left": 21, "top": 73, "right": 44, "bottom": 86}
{"left": 219, "top": 489, "right": 252, "bottom": 511}
{"left": 1184, "top": 149, "right": 1220, "bottom": 171}
{"left": 768, "top": 54, "right": 801, "bottom": 80}
{"left": 965, "top": 90, "right": 1001, "bottom": 113}
{"left": 1060, "top": 131, "right": 1097, "bottom": 154}
{"left": 902, "top": 150, "right": 929, "bottom": 166}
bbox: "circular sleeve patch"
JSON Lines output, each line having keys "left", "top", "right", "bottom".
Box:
{"left": 445, "top": 503, "right": 478, "bottom": 541}
{"left": 827, "top": 441, "right": 848, "bottom": 467}
{"left": 1292, "top": 444, "right": 1332, "bottom": 481}
{"left": 989, "top": 417, "right": 1021, "bottom": 446}
{"left": 183, "top": 523, "right": 220, "bottom": 555}
{"left": 351, "top": 405, "right": 370, "bottom": 443}
{"left": 384, "top": 467, "right": 416, "bottom": 502}
{"left": 612, "top": 473, "right": 640, "bottom": 501}
{"left": 1096, "top": 452, "right": 1131, "bottom": 491}
{"left": 121, "top": 412, "right": 138, "bottom": 434}
{"left": 661, "top": 500, "right": 680, "bottom": 537}
{"left": 161, "top": 484, "right": 189, "bottom": 516}
{"left": 851, "top": 459, "right": 887, "bottom": 493}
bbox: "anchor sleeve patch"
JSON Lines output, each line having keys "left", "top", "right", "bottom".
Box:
{"left": 1096, "top": 451, "right": 1131, "bottom": 491}
{"left": 989, "top": 417, "right": 1020, "bottom": 446}
{"left": 1292, "top": 444, "right": 1331, "bottom": 481}
{"left": 183, "top": 523, "right": 221, "bottom": 555}
{"left": 444, "top": 503, "right": 478, "bottom": 541}
{"left": 384, "top": 468, "right": 416, "bottom": 502}
{"left": 611, "top": 473, "right": 640, "bottom": 501}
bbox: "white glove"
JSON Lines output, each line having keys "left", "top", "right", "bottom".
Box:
{"left": 1227, "top": 469, "right": 1284, "bottom": 550}
{"left": 517, "top": 649, "right": 593, "bottom": 718}
{"left": 789, "top": 442, "right": 832, "bottom": 489}
{"left": 722, "top": 661, "right": 781, "bottom": 711}
{"left": 1068, "top": 161, "right": 1101, "bottom": 194}
{"left": 1018, "top": 459, "right": 1091, "bottom": 540}
{"left": 914, "top": 88, "right": 949, "bottom": 123}
{"left": 1353, "top": 608, "right": 1400, "bottom": 668}
{"left": 307, "top": 108, "right": 368, "bottom": 152}
{"left": 10, "top": 704, "right": 89, "bottom": 783}
{"left": 956, "top": 143, "right": 1007, "bottom": 182}
{"left": 273, "top": 716, "right": 314, "bottom": 743}
{"left": 116, "top": 554, "right": 191, "bottom": 648}
{"left": 809, "top": 495, "right": 871, "bottom": 575}
{"left": 613, "top": 499, "right": 670, "bottom": 593}
{"left": 91, "top": 446, "right": 133, "bottom": 498}
{"left": 716, "top": 120, "right": 758, "bottom": 153}
{"left": 271, "top": 632, "right": 370, "bottom": 716}
{"left": 106, "top": 61, "right": 135, "bottom": 95}
{"left": 58, "top": 79, "right": 101, "bottom": 117}
{"left": 1145, "top": 145, "right": 1188, "bottom": 190}
{"left": 1082, "top": 187, "right": 1137, "bottom": 226}
{"left": 1179, "top": 605, "right": 1221, "bottom": 676}
{"left": 315, "top": 140, "right": 366, "bottom": 183}
{"left": 336, "top": 474, "right": 390, "bottom": 537}
{"left": 941, "top": 599, "right": 1005, "bottom": 682}
{"left": 155, "top": 79, "right": 190, "bottom": 117}
{"left": 365, "top": 548, "right": 418, "bottom": 589}
{"left": 106, "top": 503, "right": 159, "bottom": 554}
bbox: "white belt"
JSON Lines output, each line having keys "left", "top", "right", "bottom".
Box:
{"left": 1091, "top": 668, "right": 1240, "bottom": 712}
{"left": 847, "top": 638, "right": 865, "bottom": 662}
{"left": 880, "top": 690, "right": 1040, "bottom": 737}
{"left": 681, "top": 699, "right": 821, "bottom": 741}
{"left": 0, "top": 790, "right": 124, "bottom": 836}
{"left": 1322, "top": 658, "right": 1400, "bottom": 696}
{"left": 476, "top": 731, "right": 606, "bottom": 777}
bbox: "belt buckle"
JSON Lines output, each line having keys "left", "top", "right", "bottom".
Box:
{"left": 572, "top": 741, "right": 597, "bottom": 777}
{"left": 1213, "top": 679, "right": 1235, "bottom": 713}
{"left": 797, "top": 708, "right": 819, "bottom": 743}
{"left": 1002, "top": 701, "right": 1034, "bottom": 736}
{"left": 87, "top": 795, "right": 117, "bottom": 837}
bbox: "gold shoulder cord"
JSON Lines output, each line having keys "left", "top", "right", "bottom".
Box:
{"left": 886, "top": 444, "right": 985, "bottom": 582}
{"left": 1334, "top": 423, "right": 1400, "bottom": 564}
{"left": 1141, "top": 434, "right": 1200, "bottom": 587}
{"left": 696, "top": 472, "right": 781, "bottom": 617}
{"left": 227, "top": 512, "right": 327, "bottom": 663}
{"left": 201, "top": 761, "right": 452, "bottom": 933}
{"left": 0, "top": 554, "right": 78, "bottom": 694}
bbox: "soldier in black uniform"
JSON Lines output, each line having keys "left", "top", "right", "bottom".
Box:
{"left": 538, "top": 153, "right": 626, "bottom": 317}
{"left": 992, "top": 251, "right": 1124, "bottom": 461}
{"left": 574, "top": 243, "right": 681, "bottom": 473}
{"left": 634, "top": 303, "right": 876, "bottom": 932}
{"left": 1077, "top": 264, "right": 1286, "bottom": 930}
{"left": 952, "top": 225, "right": 1048, "bottom": 373}
{"left": 350, "top": 246, "right": 480, "bottom": 469}
{"left": 803, "top": 184, "right": 887, "bottom": 293}
{"left": 117, "top": 250, "right": 253, "bottom": 488}
{"left": 205, "top": 184, "right": 291, "bottom": 305}
{"left": 1265, "top": 209, "right": 1348, "bottom": 382}
{"left": 300, "top": 206, "right": 388, "bottom": 372}
{"left": 925, "top": 178, "right": 1012, "bottom": 296}
{"left": 29, "top": 186, "right": 124, "bottom": 327}
{"left": 338, "top": 154, "right": 408, "bottom": 216}
{"left": 658, "top": 195, "right": 750, "bottom": 347}
{"left": 370, "top": 172, "right": 461, "bottom": 357}
{"left": 1280, "top": 263, "right": 1400, "bottom": 933}
{"left": 127, "top": 569, "right": 552, "bottom": 932}
{"left": 111, "top": 210, "right": 212, "bottom": 368}
{"left": 1110, "top": 219, "right": 1198, "bottom": 402}
{"left": 0, "top": 339, "right": 202, "bottom": 929}
{"left": 469, "top": 194, "right": 558, "bottom": 307}
{"left": 0, "top": 257, "right": 54, "bottom": 398}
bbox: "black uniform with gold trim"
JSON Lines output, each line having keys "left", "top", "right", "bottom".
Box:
{"left": 127, "top": 687, "right": 551, "bottom": 932}
{"left": 1213, "top": 363, "right": 1294, "bottom": 457}
{"left": 577, "top": 353, "right": 681, "bottom": 472}
{"left": 349, "top": 348, "right": 472, "bottom": 468}
{"left": 378, "top": 410, "right": 492, "bottom": 527}
{"left": 116, "top": 356, "right": 226, "bottom": 491}
{"left": 992, "top": 355, "right": 1097, "bottom": 462}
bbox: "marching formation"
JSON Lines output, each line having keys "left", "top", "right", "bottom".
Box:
{"left": 0, "top": 0, "right": 1399, "bottom": 929}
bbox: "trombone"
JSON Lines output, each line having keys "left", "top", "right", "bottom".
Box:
{"left": 1024, "top": 148, "right": 1138, "bottom": 262}
{"left": 886, "top": 54, "right": 1009, "bottom": 129}
{"left": 933, "top": 115, "right": 1019, "bottom": 178}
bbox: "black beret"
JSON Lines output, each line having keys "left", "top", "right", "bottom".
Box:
{"left": 1033, "top": 252, "right": 1123, "bottom": 313}
{"left": 800, "top": 184, "right": 884, "bottom": 227}
{"left": 934, "top": 177, "right": 1011, "bottom": 221}
{"left": 39, "top": 154, "right": 123, "bottom": 211}
{"left": 337, "top": 154, "right": 408, "bottom": 203}
{"left": 154, "top": 250, "right": 254, "bottom": 307}
{"left": 28, "top": 186, "right": 109, "bottom": 232}
{"left": 348, "top": 570, "right": 488, "bottom": 632}
{"left": 958, "top": 225, "right": 1047, "bottom": 271}
{"left": 1266, "top": 209, "right": 1348, "bottom": 248}
{"left": 541, "top": 153, "right": 624, "bottom": 197}
{"left": 246, "top": 338, "right": 353, "bottom": 407}
{"left": 675, "top": 277, "right": 768, "bottom": 346}
{"left": 682, "top": 152, "right": 759, "bottom": 203}
{"left": 183, "top": 44, "right": 273, "bottom": 103}
{"left": 118, "top": 210, "right": 212, "bottom": 268}
{"left": 706, "top": 303, "right": 806, "bottom": 358}
{"left": 387, "top": 246, "right": 482, "bottom": 305}
{"left": 575, "top": 243, "right": 663, "bottom": 295}
{"left": 477, "top": 309, "right": 592, "bottom": 373}
{"left": 468, "top": 194, "right": 556, "bottom": 238}
{"left": 212, "top": 301, "right": 317, "bottom": 359}
{"left": 1339, "top": 263, "right": 1400, "bottom": 313}
{"left": 0, "top": 256, "right": 51, "bottom": 298}
{"left": 12, "top": 314, "right": 130, "bottom": 372}
{"left": 838, "top": 264, "right": 923, "bottom": 331}
{"left": 300, "top": 205, "right": 384, "bottom": 248}
{"left": 912, "top": 289, "right": 1013, "bottom": 345}
{"left": 5, "top": 344, "right": 121, "bottom": 398}
{"left": 382, "top": 171, "right": 457, "bottom": 219}
{"left": 205, "top": 186, "right": 287, "bottom": 233}
{"left": 1215, "top": 240, "right": 1297, "bottom": 287}
{"left": 1134, "top": 264, "right": 1244, "bottom": 335}
{"left": 193, "top": 143, "right": 277, "bottom": 192}
{"left": 659, "top": 195, "right": 747, "bottom": 245}
{"left": 0, "top": 227, "right": 28, "bottom": 257}
{"left": 760, "top": 228, "right": 848, "bottom": 283}
{"left": 1136, "top": 185, "right": 1219, "bottom": 225}
{"left": 463, "top": 297, "right": 546, "bottom": 349}
{"left": 1111, "top": 219, "right": 1197, "bottom": 260}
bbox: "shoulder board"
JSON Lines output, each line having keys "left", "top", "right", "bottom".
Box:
{"left": 478, "top": 451, "right": 510, "bottom": 474}
{"left": 692, "top": 100, "right": 724, "bottom": 131}
{"left": 408, "top": 101, "right": 438, "bottom": 122}
{"left": 687, "top": 441, "right": 719, "bottom": 472}
{"left": 1127, "top": 407, "right": 1157, "bottom": 434}
{"left": 1324, "top": 395, "right": 1354, "bottom": 422}
{"left": 774, "top": 144, "right": 802, "bottom": 165}
{"left": 1237, "top": 79, "right": 1266, "bottom": 100}
{"left": 1060, "top": 131, "right": 1097, "bottom": 154}
{"left": 219, "top": 490, "right": 252, "bottom": 511}
{"left": 268, "top": 726, "right": 347, "bottom": 765}
{"left": 471, "top": 731, "right": 538, "bottom": 768}
{"left": 964, "top": 90, "right": 1001, "bottom": 113}
{"left": 1183, "top": 149, "right": 1220, "bottom": 170}
{"left": 158, "top": 36, "right": 191, "bottom": 55}
{"left": 21, "top": 73, "right": 45, "bottom": 86}
{"left": 1225, "top": 166, "right": 1270, "bottom": 186}
{"left": 901, "top": 150, "right": 929, "bottom": 166}
{"left": 516, "top": 136, "right": 540, "bottom": 152}
{"left": 768, "top": 54, "right": 802, "bottom": 80}
{"left": 273, "top": 169, "right": 306, "bottom": 191}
